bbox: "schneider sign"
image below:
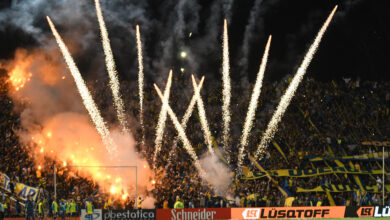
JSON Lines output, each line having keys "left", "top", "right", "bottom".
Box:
{"left": 157, "top": 208, "right": 231, "bottom": 220}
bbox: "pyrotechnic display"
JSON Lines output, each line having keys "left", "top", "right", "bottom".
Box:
{"left": 1, "top": 0, "right": 390, "bottom": 219}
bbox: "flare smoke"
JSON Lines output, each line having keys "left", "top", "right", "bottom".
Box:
{"left": 47, "top": 16, "right": 118, "bottom": 154}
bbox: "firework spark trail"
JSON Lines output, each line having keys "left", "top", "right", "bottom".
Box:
{"left": 222, "top": 19, "right": 231, "bottom": 154}
{"left": 254, "top": 6, "right": 338, "bottom": 161}
{"left": 192, "top": 75, "right": 215, "bottom": 155}
{"left": 167, "top": 77, "right": 205, "bottom": 165}
{"left": 153, "top": 70, "right": 173, "bottom": 165}
{"left": 94, "top": 0, "right": 128, "bottom": 133}
{"left": 47, "top": 16, "right": 117, "bottom": 154}
{"left": 154, "top": 84, "right": 206, "bottom": 178}
{"left": 237, "top": 35, "right": 272, "bottom": 168}
{"left": 136, "top": 25, "right": 145, "bottom": 146}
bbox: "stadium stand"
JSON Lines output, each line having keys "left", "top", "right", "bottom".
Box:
{"left": 1, "top": 68, "right": 389, "bottom": 215}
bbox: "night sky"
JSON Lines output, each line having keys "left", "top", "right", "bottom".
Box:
{"left": 229, "top": 0, "right": 390, "bottom": 81}
{"left": 0, "top": 0, "right": 389, "bottom": 82}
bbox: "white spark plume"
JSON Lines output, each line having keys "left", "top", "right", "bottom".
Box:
{"left": 167, "top": 77, "right": 205, "bottom": 164}
{"left": 94, "top": 0, "right": 128, "bottom": 133}
{"left": 222, "top": 19, "right": 231, "bottom": 152}
{"left": 47, "top": 16, "right": 117, "bottom": 154}
{"left": 237, "top": 35, "right": 272, "bottom": 168}
{"left": 192, "top": 75, "right": 215, "bottom": 155}
{"left": 136, "top": 25, "right": 145, "bottom": 146}
{"left": 153, "top": 70, "right": 173, "bottom": 165}
{"left": 154, "top": 84, "right": 206, "bottom": 178}
{"left": 254, "top": 6, "right": 338, "bottom": 160}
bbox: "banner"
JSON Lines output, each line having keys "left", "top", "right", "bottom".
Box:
{"left": 241, "top": 167, "right": 388, "bottom": 179}
{"left": 248, "top": 155, "right": 290, "bottom": 197}
{"left": 103, "top": 210, "right": 155, "bottom": 220}
{"left": 157, "top": 208, "right": 230, "bottom": 220}
{"left": 307, "top": 152, "right": 390, "bottom": 162}
{"left": 0, "top": 172, "right": 39, "bottom": 201}
{"left": 345, "top": 206, "right": 390, "bottom": 218}
{"left": 231, "top": 207, "right": 345, "bottom": 219}
{"left": 362, "top": 141, "right": 390, "bottom": 147}
{"left": 297, "top": 184, "right": 390, "bottom": 193}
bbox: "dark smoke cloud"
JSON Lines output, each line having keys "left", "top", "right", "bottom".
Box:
{"left": 151, "top": 0, "right": 201, "bottom": 83}
{"left": 283, "top": 0, "right": 364, "bottom": 75}
{"left": 222, "top": 0, "right": 234, "bottom": 22}
{"left": 238, "top": 0, "right": 263, "bottom": 77}
{"left": 0, "top": 0, "right": 377, "bottom": 85}
{"left": 0, "top": 0, "right": 229, "bottom": 85}
{"left": 0, "top": 0, "right": 152, "bottom": 82}
{"left": 186, "top": 1, "right": 223, "bottom": 79}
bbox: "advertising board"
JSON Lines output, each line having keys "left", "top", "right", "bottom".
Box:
{"left": 81, "top": 209, "right": 102, "bottom": 220}
{"left": 231, "top": 206, "right": 345, "bottom": 219}
{"left": 157, "top": 208, "right": 231, "bottom": 220}
{"left": 345, "top": 206, "right": 390, "bottom": 218}
{"left": 103, "top": 209, "right": 155, "bottom": 220}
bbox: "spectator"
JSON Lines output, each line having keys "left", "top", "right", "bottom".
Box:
{"left": 174, "top": 197, "right": 184, "bottom": 209}
{"left": 0, "top": 71, "right": 389, "bottom": 207}
{"left": 137, "top": 197, "right": 144, "bottom": 209}
{"left": 70, "top": 199, "right": 77, "bottom": 217}
{"left": 0, "top": 198, "right": 4, "bottom": 220}
{"left": 52, "top": 199, "right": 58, "bottom": 220}
{"left": 59, "top": 199, "right": 66, "bottom": 220}
{"left": 25, "top": 195, "right": 35, "bottom": 220}
{"left": 85, "top": 200, "right": 94, "bottom": 220}
{"left": 38, "top": 199, "right": 44, "bottom": 220}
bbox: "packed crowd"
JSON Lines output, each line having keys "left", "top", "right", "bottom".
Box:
{"left": 1, "top": 65, "right": 390, "bottom": 215}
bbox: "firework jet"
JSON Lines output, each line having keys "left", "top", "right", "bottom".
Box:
{"left": 154, "top": 84, "right": 206, "bottom": 178}
{"left": 167, "top": 77, "right": 205, "bottom": 164}
{"left": 47, "top": 16, "right": 118, "bottom": 154}
{"left": 222, "top": 19, "right": 231, "bottom": 153}
{"left": 136, "top": 25, "right": 145, "bottom": 146}
{"left": 94, "top": 0, "right": 128, "bottom": 133}
{"left": 153, "top": 70, "right": 173, "bottom": 165}
{"left": 237, "top": 35, "right": 272, "bottom": 167}
{"left": 254, "top": 6, "right": 338, "bottom": 160}
{"left": 192, "top": 75, "right": 215, "bottom": 155}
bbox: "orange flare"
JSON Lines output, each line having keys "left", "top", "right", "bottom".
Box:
{"left": 8, "top": 65, "right": 32, "bottom": 91}
{"left": 110, "top": 186, "right": 117, "bottom": 194}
